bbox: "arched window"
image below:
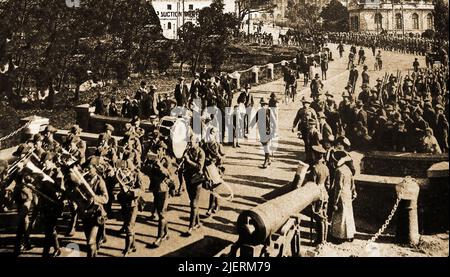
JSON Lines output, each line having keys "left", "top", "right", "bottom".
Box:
{"left": 412, "top": 13, "right": 419, "bottom": 29}
{"left": 375, "top": 13, "right": 383, "bottom": 28}
{"left": 167, "top": 22, "right": 172, "bottom": 30}
{"left": 426, "top": 13, "right": 433, "bottom": 29}
{"left": 395, "top": 13, "right": 403, "bottom": 30}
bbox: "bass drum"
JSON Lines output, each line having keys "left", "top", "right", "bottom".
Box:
{"left": 158, "top": 116, "right": 189, "bottom": 159}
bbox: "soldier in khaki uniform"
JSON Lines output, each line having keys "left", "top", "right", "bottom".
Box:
{"left": 116, "top": 156, "right": 144, "bottom": 256}
{"left": 42, "top": 125, "right": 61, "bottom": 154}
{"left": 64, "top": 124, "right": 86, "bottom": 164}
{"left": 145, "top": 140, "right": 175, "bottom": 247}
{"left": 305, "top": 145, "right": 330, "bottom": 244}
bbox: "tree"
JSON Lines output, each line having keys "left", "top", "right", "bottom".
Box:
{"left": 175, "top": 0, "right": 238, "bottom": 74}
{"left": 285, "top": 1, "right": 321, "bottom": 32}
{"left": 320, "top": 0, "right": 349, "bottom": 32}
{"left": 0, "top": 0, "right": 164, "bottom": 104}
{"left": 433, "top": 0, "right": 449, "bottom": 40}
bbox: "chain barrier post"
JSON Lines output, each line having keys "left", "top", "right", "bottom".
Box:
{"left": 251, "top": 66, "right": 259, "bottom": 84}
{"left": 395, "top": 176, "right": 421, "bottom": 245}
{"left": 20, "top": 116, "right": 50, "bottom": 143}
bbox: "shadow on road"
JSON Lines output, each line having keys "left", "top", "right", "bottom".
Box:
{"left": 162, "top": 235, "right": 232, "bottom": 257}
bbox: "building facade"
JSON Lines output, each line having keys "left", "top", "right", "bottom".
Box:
{"left": 151, "top": 0, "right": 237, "bottom": 39}
{"left": 348, "top": 0, "right": 435, "bottom": 34}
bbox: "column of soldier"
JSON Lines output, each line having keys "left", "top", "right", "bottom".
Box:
{"left": 0, "top": 84, "right": 230, "bottom": 257}
{"left": 295, "top": 57, "right": 448, "bottom": 156}
{"left": 328, "top": 32, "right": 449, "bottom": 58}
{"left": 289, "top": 56, "right": 448, "bottom": 245}
{"left": 279, "top": 30, "right": 326, "bottom": 49}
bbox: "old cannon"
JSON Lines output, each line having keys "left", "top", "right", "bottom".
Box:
{"left": 229, "top": 162, "right": 324, "bottom": 257}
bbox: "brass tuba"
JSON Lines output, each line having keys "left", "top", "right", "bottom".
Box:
{"left": 67, "top": 166, "right": 96, "bottom": 214}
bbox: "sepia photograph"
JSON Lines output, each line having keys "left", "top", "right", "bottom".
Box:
{"left": 0, "top": 0, "right": 448, "bottom": 263}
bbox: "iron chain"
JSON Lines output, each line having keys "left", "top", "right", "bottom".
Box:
{"left": 0, "top": 121, "right": 31, "bottom": 143}
{"left": 314, "top": 197, "right": 401, "bottom": 257}
{"left": 360, "top": 197, "right": 401, "bottom": 252}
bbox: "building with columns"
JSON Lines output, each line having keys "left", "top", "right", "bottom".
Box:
{"left": 348, "top": 1, "right": 435, "bottom": 34}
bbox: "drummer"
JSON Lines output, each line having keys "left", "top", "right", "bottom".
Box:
{"left": 202, "top": 127, "right": 225, "bottom": 217}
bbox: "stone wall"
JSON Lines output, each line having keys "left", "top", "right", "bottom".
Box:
{"left": 361, "top": 151, "right": 449, "bottom": 178}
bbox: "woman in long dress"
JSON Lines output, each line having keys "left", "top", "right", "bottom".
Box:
{"left": 330, "top": 150, "right": 357, "bottom": 243}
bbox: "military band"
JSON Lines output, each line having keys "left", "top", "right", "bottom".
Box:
{"left": 0, "top": 31, "right": 448, "bottom": 257}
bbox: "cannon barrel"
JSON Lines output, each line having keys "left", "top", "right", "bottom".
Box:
{"left": 236, "top": 182, "right": 321, "bottom": 245}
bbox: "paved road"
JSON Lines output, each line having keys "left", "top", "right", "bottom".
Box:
{"left": 0, "top": 44, "right": 424, "bottom": 257}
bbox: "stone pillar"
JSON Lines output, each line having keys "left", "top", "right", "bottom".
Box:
{"left": 267, "top": 63, "right": 274, "bottom": 80}
{"left": 395, "top": 177, "right": 420, "bottom": 245}
{"left": 75, "top": 104, "right": 95, "bottom": 132}
{"left": 229, "top": 71, "right": 241, "bottom": 90}
{"left": 251, "top": 66, "right": 259, "bottom": 84}
{"left": 20, "top": 115, "right": 49, "bottom": 143}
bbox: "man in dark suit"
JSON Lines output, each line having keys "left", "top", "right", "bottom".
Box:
{"left": 174, "top": 77, "right": 189, "bottom": 107}
{"left": 348, "top": 64, "right": 358, "bottom": 92}
{"left": 237, "top": 84, "right": 254, "bottom": 136}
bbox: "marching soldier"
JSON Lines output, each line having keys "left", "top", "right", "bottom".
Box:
{"left": 28, "top": 133, "right": 45, "bottom": 158}
{"left": 97, "top": 124, "right": 118, "bottom": 216}
{"left": 376, "top": 50, "right": 383, "bottom": 70}
{"left": 116, "top": 154, "right": 144, "bottom": 256}
{"left": 293, "top": 97, "right": 319, "bottom": 150}
{"left": 305, "top": 118, "right": 321, "bottom": 165}
{"left": 203, "top": 127, "right": 225, "bottom": 216}
{"left": 64, "top": 124, "right": 86, "bottom": 164}
{"left": 347, "top": 50, "right": 355, "bottom": 70}
{"left": 310, "top": 74, "right": 323, "bottom": 99}
{"left": 11, "top": 144, "right": 37, "bottom": 255}
{"left": 357, "top": 47, "right": 365, "bottom": 65}
{"left": 182, "top": 134, "right": 206, "bottom": 237}
{"left": 72, "top": 157, "right": 109, "bottom": 257}
{"left": 361, "top": 65, "right": 370, "bottom": 85}
{"left": 145, "top": 140, "right": 175, "bottom": 247}
{"left": 97, "top": 123, "right": 118, "bottom": 161}
{"left": 38, "top": 152, "right": 64, "bottom": 257}
{"left": 42, "top": 125, "right": 61, "bottom": 154}
{"left": 413, "top": 58, "right": 420, "bottom": 72}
